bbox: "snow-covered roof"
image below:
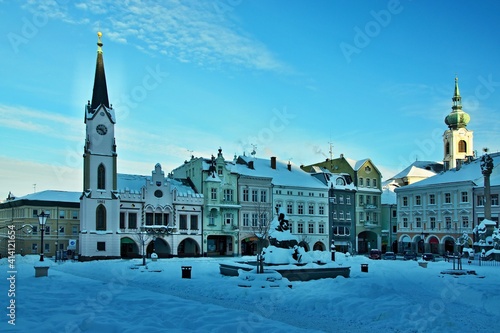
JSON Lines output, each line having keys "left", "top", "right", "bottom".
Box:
{"left": 388, "top": 161, "right": 442, "bottom": 181}
{"left": 118, "top": 174, "right": 148, "bottom": 193}
{"left": 7, "top": 190, "right": 80, "bottom": 204}
{"left": 381, "top": 185, "right": 397, "bottom": 205}
{"left": 170, "top": 178, "right": 202, "bottom": 197}
{"left": 397, "top": 153, "right": 500, "bottom": 190}
{"left": 118, "top": 173, "right": 200, "bottom": 196}
{"left": 231, "top": 156, "right": 326, "bottom": 189}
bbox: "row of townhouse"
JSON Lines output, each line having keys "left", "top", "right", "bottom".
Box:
{"left": 0, "top": 33, "right": 389, "bottom": 260}
{"left": 394, "top": 153, "right": 500, "bottom": 255}
{"left": 0, "top": 150, "right": 388, "bottom": 259}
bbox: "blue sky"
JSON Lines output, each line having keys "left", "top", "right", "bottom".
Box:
{"left": 1, "top": 0, "right": 500, "bottom": 197}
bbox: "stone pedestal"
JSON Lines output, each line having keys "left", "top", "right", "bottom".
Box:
{"left": 34, "top": 266, "right": 50, "bottom": 277}
{"left": 418, "top": 261, "right": 428, "bottom": 268}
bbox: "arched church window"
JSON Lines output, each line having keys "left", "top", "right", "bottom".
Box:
{"left": 96, "top": 204, "right": 106, "bottom": 230}
{"left": 97, "top": 164, "right": 106, "bottom": 189}
{"left": 458, "top": 140, "right": 467, "bottom": 153}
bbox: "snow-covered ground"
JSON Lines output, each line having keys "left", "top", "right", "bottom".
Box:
{"left": 2, "top": 254, "right": 499, "bottom": 333}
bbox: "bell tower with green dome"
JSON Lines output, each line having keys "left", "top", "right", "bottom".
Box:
{"left": 443, "top": 77, "right": 474, "bottom": 170}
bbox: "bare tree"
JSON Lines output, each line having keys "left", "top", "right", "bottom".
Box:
{"left": 250, "top": 201, "right": 274, "bottom": 254}
{"left": 135, "top": 229, "right": 151, "bottom": 266}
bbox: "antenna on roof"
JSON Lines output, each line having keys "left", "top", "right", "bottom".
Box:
{"left": 250, "top": 144, "right": 257, "bottom": 157}
{"left": 328, "top": 142, "right": 334, "bottom": 160}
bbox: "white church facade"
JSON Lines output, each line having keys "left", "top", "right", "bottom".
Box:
{"left": 78, "top": 33, "right": 204, "bottom": 260}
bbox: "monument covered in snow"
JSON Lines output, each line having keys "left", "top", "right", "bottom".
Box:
{"left": 261, "top": 207, "right": 321, "bottom": 265}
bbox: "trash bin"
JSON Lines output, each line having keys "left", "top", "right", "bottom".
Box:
{"left": 182, "top": 266, "right": 192, "bottom": 279}
{"left": 361, "top": 264, "right": 368, "bottom": 273}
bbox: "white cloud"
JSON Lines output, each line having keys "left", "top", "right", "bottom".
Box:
{"left": 22, "top": 0, "right": 286, "bottom": 72}
{"left": 0, "top": 156, "right": 81, "bottom": 198}
{"left": 0, "top": 104, "right": 82, "bottom": 142}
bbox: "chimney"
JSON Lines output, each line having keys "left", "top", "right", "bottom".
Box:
{"left": 287, "top": 161, "right": 291, "bottom": 171}
{"left": 248, "top": 161, "right": 254, "bottom": 169}
{"left": 340, "top": 153, "right": 344, "bottom": 158}
{"left": 456, "top": 159, "right": 462, "bottom": 171}
{"left": 271, "top": 156, "right": 277, "bottom": 169}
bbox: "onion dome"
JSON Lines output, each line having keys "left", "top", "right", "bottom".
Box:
{"left": 444, "top": 77, "right": 470, "bottom": 129}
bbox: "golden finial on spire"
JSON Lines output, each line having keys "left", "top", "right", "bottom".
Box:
{"left": 97, "top": 31, "right": 103, "bottom": 53}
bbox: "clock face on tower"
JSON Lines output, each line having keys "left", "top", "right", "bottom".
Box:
{"left": 96, "top": 124, "right": 108, "bottom": 135}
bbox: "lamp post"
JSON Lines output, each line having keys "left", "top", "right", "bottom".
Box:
{"left": 331, "top": 238, "right": 336, "bottom": 261}
{"left": 37, "top": 211, "right": 49, "bottom": 262}
{"left": 420, "top": 231, "right": 425, "bottom": 254}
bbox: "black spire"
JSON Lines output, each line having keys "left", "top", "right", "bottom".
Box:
{"left": 90, "top": 32, "right": 110, "bottom": 111}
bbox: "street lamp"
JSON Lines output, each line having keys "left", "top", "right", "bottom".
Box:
{"left": 420, "top": 231, "right": 425, "bottom": 254}
{"left": 331, "top": 238, "right": 336, "bottom": 261}
{"left": 37, "top": 211, "right": 49, "bottom": 262}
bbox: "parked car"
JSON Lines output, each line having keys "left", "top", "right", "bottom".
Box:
{"left": 403, "top": 251, "right": 417, "bottom": 261}
{"left": 383, "top": 251, "right": 396, "bottom": 260}
{"left": 422, "top": 253, "right": 435, "bottom": 261}
{"left": 369, "top": 249, "right": 382, "bottom": 260}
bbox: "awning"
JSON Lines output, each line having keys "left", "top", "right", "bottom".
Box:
{"left": 121, "top": 237, "right": 135, "bottom": 244}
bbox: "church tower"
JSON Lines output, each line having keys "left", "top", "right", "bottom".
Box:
{"left": 443, "top": 77, "right": 474, "bottom": 170}
{"left": 79, "top": 32, "right": 120, "bottom": 260}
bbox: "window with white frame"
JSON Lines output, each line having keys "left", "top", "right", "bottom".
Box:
{"left": 366, "top": 179, "right": 371, "bottom": 187}
{"left": 403, "top": 196, "right": 408, "bottom": 206}
{"left": 319, "top": 205, "right": 325, "bottom": 215}
{"left": 346, "top": 211, "right": 351, "bottom": 220}
{"left": 224, "top": 213, "right": 233, "bottom": 225}
{"left": 339, "top": 211, "right": 344, "bottom": 220}
{"left": 429, "top": 194, "right": 436, "bottom": 205}
{"left": 319, "top": 223, "right": 325, "bottom": 234}
{"left": 259, "top": 213, "right": 267, "bottom": 226}
{"left": 260, "top": 190, "right": 267, "bottom": 202}
{"left": 492, "top": 194, "right": 499, "bottom": 206}
{"left": 252, "top": 190, "right": 258, "bottom": 202}
{"left": 332, "top": 210, "right": 337, "bottom": 220}
{"left": 339, "top": 195, "right": 344, "bottom": 204}
{"left": 403, "top": 217, "right": 408, "bottom": 228}
{"left": 298, "top": 203, "right": 304, "bottom": 215}
{"left": 287, "top": 203, "right": 293, "bottom": 214}
{"left": 461, "top": 191, "right": 468, "bottom": 203}
{"left": 359, "top": 212, "right": 364, "bottom": 221}
{"left": 430, "top": 217, "right": 436, "bottom": 229}
{"left": 462, "top": 216, "right": 469, "bottom": 228}
{"left": 308, "top": 223, "right": 314, "bottom": 233}
{"left": 415, "top": 195, "right": 421, "bottom": 206}
{"left": 251, "top": 213, "right": 258, "bottom": 227}
{"left": 298, "top": 223, "right": 304, "bottom": 233}
{"left": 416, "top": 217, "right": 422, "bottom": 228}
{"left": 445, "top": 216, "right": 452, "bottom": 229}
{"left": 359, "top": 178, "right": 364, "bottom": 186}
{"left": 308, "top": 204, "right": 314, "bottom": 215}
{"left": 243, "top": 188, "right": 249, "bottom": 201}
{"left": 346, "top": 196, "right": 351, "bottom": 205}
{"left": 444, "top": 193, "right": 451, "bottom": 204}
{"left": 211, "top": 188, "right": 217, "bottom": 200}
{"left": 373, "top": 179, "right": 377, "bottom": 188}
{"left": 243, "top": 213, "right": 249, "bottom": 227}
{"left": 477, "top": 195, "right": 485, "bottom": 206}
{"left": 224, "top": 189, "right": 233, "bottom": 202}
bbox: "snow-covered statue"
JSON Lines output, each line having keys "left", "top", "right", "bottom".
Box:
{"left": 493, "top": 228, "right": 500, "bottom": 250}
{"left": 261, "top": 206, "right": 311, "bottom": 265}
{"left": 457, "top": 231, "right": 471, "bottom": 248}
{"left": 480, "top": 153, "right": 494, "bottom": 176}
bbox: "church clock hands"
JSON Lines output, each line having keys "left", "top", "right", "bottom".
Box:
{"left": 96, "top": 124, "right": 108, "bottom": 135}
